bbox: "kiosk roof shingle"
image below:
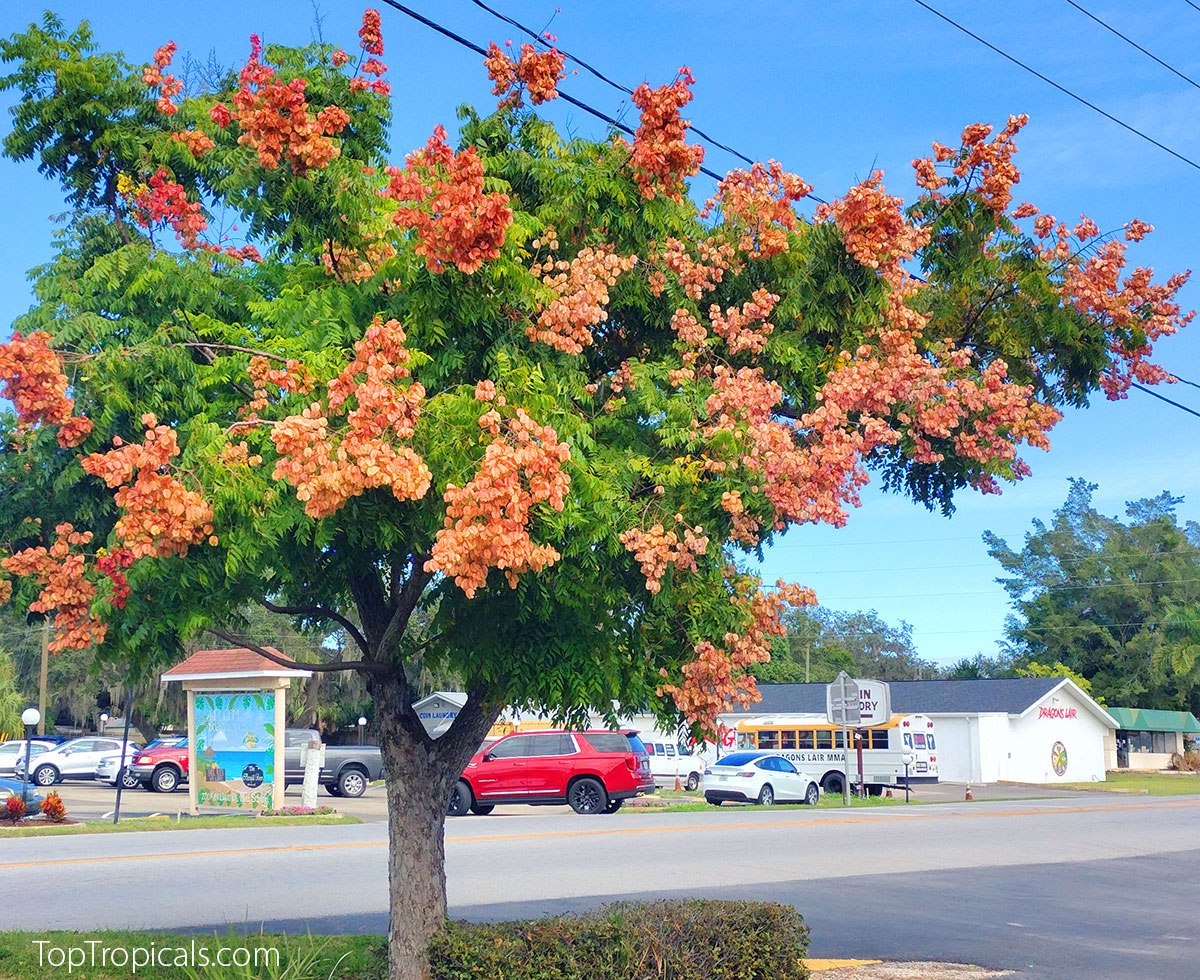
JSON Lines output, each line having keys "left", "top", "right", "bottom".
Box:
{"left": 162, "top": 647, "right": 296, "bottom": 676}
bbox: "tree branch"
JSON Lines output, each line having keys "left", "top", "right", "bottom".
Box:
{"left": 177, "top": 342, "right": 294, "bottom": 363}
{"left": 204, "top": 626, "right": 384, "bottom": 675}
{"left": 376, "top": 557, "right": 431, "bottom": 660}
{"left": 258, "top": 598, "right": 371, "bottom": 657}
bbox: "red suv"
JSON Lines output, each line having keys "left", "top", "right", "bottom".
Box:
{"left": 449, "top": 729, "right": 654, "bottom": 816}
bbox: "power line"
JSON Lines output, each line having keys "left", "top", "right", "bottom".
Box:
{"left": 1064, "top": 0, "right": 1200, "bottom": 90}
{"left": 912, "top": 0, "right": 1200, "bottom": 172}
{"left": 1185, "top": 0, "right": 1200, "bottom": 14}
{"left": 1132, "top": 381, "right": 1200, "bottom": 419}
{"left": 1170, "top": 373, "right": 1200, "bottom": 391}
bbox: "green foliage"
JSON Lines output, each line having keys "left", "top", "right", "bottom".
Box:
{"left": 429, "top": 901, "right": 809, "bottom": 980}
{"left": 759, "top": 606, "right": 937, "bottom": 683}
{"left": 986, "top": 479, "right": 1200, "bottom": 711}
{"left": 1015, "top": 660, "right": 1101, "bottom": 701}
{"left": 0, "top": 651, "right": 27, "bottom": 737}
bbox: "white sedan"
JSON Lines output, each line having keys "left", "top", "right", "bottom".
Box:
{"left": 703, "top": 751, "right": 821, "bottom": 806}
{"left": 16, "top": 737, "right": 142, "bottom": 786}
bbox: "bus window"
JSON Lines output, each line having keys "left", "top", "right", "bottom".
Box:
{"left": 834, "top": 730, "right": 846, "bottom": 749}
{"left": 816, "top": 730, "right": 833, "bottom": 750}
{"left": 759, "top": 730, "right": 780, "bottom": 749}
{"left": 798, "top": 730, "right": 814, "bottom": 749}
{"left": 912, "top": 733, "right": 927, "bottom": 749}
{"left": 927, "top": 734, "right": 936, "bottom": 750}
{"left": 868, "top": 730, "right": 888, "bottom": 749}
{"left": 737, "top": 732, "right": 755, "bottom": 749}
{"left": 903, "top": 733, "right": 913, "bottom": 749}
{"left": 781, "top": 730, "right": 797, "bottom": 750}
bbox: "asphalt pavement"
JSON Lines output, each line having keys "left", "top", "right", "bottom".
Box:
{"left": 3, "top": 794, "right": 1198, "bottom": 977}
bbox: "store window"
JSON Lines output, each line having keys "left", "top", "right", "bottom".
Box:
{"left": 1128, "top": 731, "right": 1173, "bottom": 753}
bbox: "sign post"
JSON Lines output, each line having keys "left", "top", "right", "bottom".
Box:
{"left": 826, "top": 672, "right": 860, "bottom": 806}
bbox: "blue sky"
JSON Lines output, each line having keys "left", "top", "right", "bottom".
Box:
{"left": 2, "top": 1, "right": 1198, "bottom": 666}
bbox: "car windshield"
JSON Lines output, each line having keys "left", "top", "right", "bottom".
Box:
{"left": 713, "top": 752, "right": 766, "bottom": 768}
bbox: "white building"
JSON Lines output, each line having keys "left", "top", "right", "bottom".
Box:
{"left": 724, "top": 678, "right": 1117, "bottom": 784}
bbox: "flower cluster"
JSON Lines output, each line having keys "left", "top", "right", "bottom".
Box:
{"left": 125, "top": 168, "right": 208, "bottom": 250}
{"left": 662, "top": 580, "right": 815, "bottom": 734}
{"left": 382, "top": 126, "right": 513, "bottom": 274}
{"left": 709, "top": 288, "right": 778, "bottom": 356}
{"left": 528, "top": 245, "right": 637, "bottom": 354}
{"left": 171, "top": 129, "right": 215, "bottom": 158}
{"left": 96, "top": 548, "right": 134, "bottom": 610}
{"left": 704, "top": 161, "right": 811, "bottom": 259}
{"left": 1, "top": 524, "right": 105, "bottom": 652}
{"left": 626, "top": 68, "right": 705, "bottom": 202}
{"left": 484, "top": 42, "right": 566, "bottom": 107}
{"left": 320, "top": 236, "right": 397, "bottom": 283}
{"left": 619, "top": 522, "right": 710, "bottom": 594}
{"left": 0, "top": 332, "right": 93, "bottom": 448}
{"left": 818, "top": 171, "right": 930, "bottom": 279}
{"left": 359, "top": 9, "right": 384, "bottom": 55}
{"left": 652, "top": 237, "right": 735, "bottom": 301}
{"left": 81, "top": 415, "right": 216, "bottom": 560}
{"left": 142, "top": 42, "right": 182, "bottom": 115}
{"left": 272, "top": 317, "right": 431, "bottom": 518}
{"left": 206, "top": 34, "right": 350, "bottom": 175}
{"left": 427, "top": 408, "right": 571, "bottom": 598}
{"left": 912, "top": 115, "right": 1029, "bottom": 214}
{"left": 244, "top": 355, "right": 314, "bottom": 419}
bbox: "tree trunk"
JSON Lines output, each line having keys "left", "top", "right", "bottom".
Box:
{"left": 371, "top": 673, "right": 498, "bottom": 980}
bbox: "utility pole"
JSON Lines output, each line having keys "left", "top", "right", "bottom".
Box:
{"left": 37, "top": 621, "right": 49, "bottom": 736}
{"left": 805, "top": 643, "right": 811, "bottom": 683}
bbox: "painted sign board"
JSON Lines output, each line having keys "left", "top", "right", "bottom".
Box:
{"left": 855, "top": 679, "right": 892, "bottom": 728}
{"left": 194, "top": 692, "right": 278, "bottom": 809}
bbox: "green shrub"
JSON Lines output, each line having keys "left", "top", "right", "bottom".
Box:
{"left": 429, "top": 899, "right": 809, "bottom": 980}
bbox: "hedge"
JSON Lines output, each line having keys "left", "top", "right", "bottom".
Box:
{"left": 430, "top": 899, "right": 809, "bottom": 980}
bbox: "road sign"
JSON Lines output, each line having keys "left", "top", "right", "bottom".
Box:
{"left": 856, "top": 678, "right": 892, "bottom": 727}
{"left": 826, "top": 672, "right": 861, "bottom": 727}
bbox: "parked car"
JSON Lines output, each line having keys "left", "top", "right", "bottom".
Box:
{"left": 0, "top": 740, "right": 55, "bottom": 777}
{"left": 16, "top": 737, "right": 142, "bottom": 787}
{"left": 643, "top": 739, "right": 705, "bottom": 791}
{"left": 0, "top": 777, "right": 43, "bottom": 808}
{"left": 128, "top": 730, "right": 383, "bottom": 798}
{"left": 449, "top": 729, "right": 654, "bottom": 816}
{"left": 95, "top": 744, "right": 147, "bottom": 789}
{"left": 703, "top": 751, "right": 821, "bottom": 807}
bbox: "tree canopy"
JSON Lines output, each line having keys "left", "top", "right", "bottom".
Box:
{"left": 0, "top": 12, "right": 1191, "bottom": 977}
{"left": 986, "top": 479, "right": 1200, "bottom": 711}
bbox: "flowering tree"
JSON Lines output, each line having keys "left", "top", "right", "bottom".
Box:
{"left": 0, "top": 12, "right": 1191, "bottom": 978}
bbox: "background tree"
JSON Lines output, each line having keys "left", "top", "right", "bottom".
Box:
{"left": 759, "top": 606, "right": 936, "bottom": 682}
{"left": 942, "top": 651, "right": 1017, "bottom": 679}
{"left": 0, "top": 13, "right": 1190, "bottom": 978}
{"left": 986, "top": 479, "right": 1200, "bottom": 711}
{"left": 0, "top": 651, "right": 26, "bottom": 737}
{"left": 1015, "top": 659, "right": 1101, "bottom": 700}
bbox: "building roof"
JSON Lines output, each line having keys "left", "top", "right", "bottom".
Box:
{"left": 1107, "top": 706, "right": 1200, "bottom": 734}
{"left": 161, "top": 647, "right": 312, "bottom": 681}
{"left": 728, "top": 677, "right": 1097, "bottom": 717}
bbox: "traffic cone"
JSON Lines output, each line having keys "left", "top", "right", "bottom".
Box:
{"left": 674, "top": 772, "right": 682, "bottom": 792}
{"left": 965, "top": 783, "right": 974, "bottom": 801}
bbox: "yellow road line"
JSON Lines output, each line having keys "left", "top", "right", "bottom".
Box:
{"left": 1, "top": 797, "right": 1196, "bottom": 871}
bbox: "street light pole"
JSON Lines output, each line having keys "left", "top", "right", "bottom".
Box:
{"left": 99, "top": 712, "right": 109, "bottom": 736}
{"left": 20, "top": 708, "right": 41, "bottom": 807}
{"left": 357, "top": 716, "right": 367, "bottom": 745}
{"left": 901, "top": 749, "right": 915, "bottom": 805}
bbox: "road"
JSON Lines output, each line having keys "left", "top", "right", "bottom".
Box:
{"left": 3, "top": 794, "right": 1198, "bottom": 977}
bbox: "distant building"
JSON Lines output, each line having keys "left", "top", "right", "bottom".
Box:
{"left": 413, "top": 692, "right": 467, "bottom": 738}
{"left": 724, "top": 678, "right": 1117, "bottom": 784}
{"left": 1104, "top": 707, "right": 1200, "bottom": 771}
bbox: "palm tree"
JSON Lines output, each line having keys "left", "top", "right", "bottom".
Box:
{"left": 1158, "top": 605, "right": 1200, "bottom": 714}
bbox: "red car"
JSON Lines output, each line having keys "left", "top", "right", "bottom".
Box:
{"left": 449, "top": 729, "right": 654, "bottom": 816}
{"left": 129, "top": 740, "right": 190, "bottom": 793}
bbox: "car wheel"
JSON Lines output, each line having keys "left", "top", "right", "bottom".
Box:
{"left": 33, "top": 765, "right": 59, "bottom": 787}
{"left": 119, "top": 767, "right": 141, "bottom": 790}
{"left": 337, "top": 768, "right": 367, "bottom": 799}
{"left": 685, "top": 772, "right": 700, "bottom": 791}
{"left": 151, "top": 766, "right": 179, "bottom": 793}
{"left": 447, "top": 780, "right": 472, "bottom": 817}
{"left": 804, "top": 782, "right": 820, "bottom": 806}
{"left": 568, "top": 777, "right": 607, "bottom": 815}
{"left": 706, "top": 798, "right": 722, "bottom": 806}
{"left": 470, "top": 803, "right": 495, "bottom": 815}
{"left": 326, "top": 783, "right": 344, "bottom": 797}
{"left": 756, "top": 783, "right": 775, "bottom": 806}
{"left": 604, "top": 799, "right": 623, "bottom": 813}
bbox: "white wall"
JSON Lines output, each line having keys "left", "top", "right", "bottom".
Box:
{"left": 927, "top": 715, "right": 973, "bottom": 781}
{"left": 1006, "top": 686, "right": 1110, "bottom": 783}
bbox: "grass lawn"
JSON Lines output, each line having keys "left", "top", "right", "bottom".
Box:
{"left": 0, "top": 930, "right": 385, "bottom": 979}
{"left": 1061, "top": 770, "right": 1200, "bottom": 796}
{"left": 0, "top": 813, "right": 360, "bottom": 837}
{"left": 625, "top": 789, "right": 914, "bottom": 814}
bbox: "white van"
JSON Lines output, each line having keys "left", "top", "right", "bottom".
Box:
{"left": 643, "top": 739, "right": 704, "bottom": 791}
